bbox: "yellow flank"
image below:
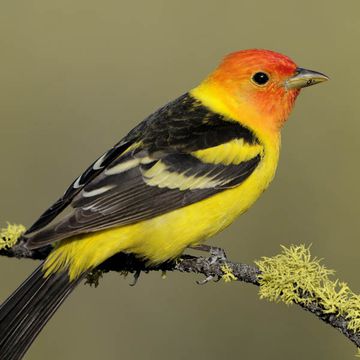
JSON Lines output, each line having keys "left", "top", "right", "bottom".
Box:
{"left": 44, "top": 82, "right": 281, "bottom": 281}
{"left": 192, "top": 139, "right": 263, "bottom": 165}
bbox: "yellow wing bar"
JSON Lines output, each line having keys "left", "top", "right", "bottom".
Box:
{"left": 192, "top": 139, "right": 263, "bottom": 165}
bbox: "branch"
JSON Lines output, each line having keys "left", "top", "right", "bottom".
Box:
{"left": 1, "top": 242, "right": 360, "bottom": 351}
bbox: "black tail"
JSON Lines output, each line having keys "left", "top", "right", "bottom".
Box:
{"left": 0, "top": 263, "right": 83, "bottom": 360}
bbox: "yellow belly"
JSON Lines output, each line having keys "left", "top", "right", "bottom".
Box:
{"left": 44, "top": 138, "right": 279, "bottom": 280}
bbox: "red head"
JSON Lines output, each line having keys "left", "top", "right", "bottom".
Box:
{"left": 193, "top": 49, "right": 328, "bottom": 134}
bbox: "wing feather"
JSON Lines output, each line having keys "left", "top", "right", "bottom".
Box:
{"left": 26, "top": 151, "right": 261, "bottom": 247}
{"left": 24, "top": 93, "right": 263, "bottom": 248}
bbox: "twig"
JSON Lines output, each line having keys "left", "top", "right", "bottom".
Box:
{"left": 1, "top": 244, "right": 359, "bottom": 349}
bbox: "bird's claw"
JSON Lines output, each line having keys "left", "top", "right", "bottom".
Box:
{"left": 189, "top": 244, "right": 228, "bottom": 263}
{"left": 196, "top": 274, "right": 221, "bottom": 285}
{"left": 208, "top": 246, "right": 227, "bottom": 264}
{"left": 189, "top": 244, "right": 228, "bottom": 285}
{"left": 129, "top": 270, "right": 141, "bottom": 286}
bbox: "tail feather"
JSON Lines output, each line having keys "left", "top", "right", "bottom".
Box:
{"left": 0, "top": 263, "right": 83, "bottom": 360}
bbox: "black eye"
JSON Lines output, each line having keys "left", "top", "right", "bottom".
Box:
{"left": 252, "top": 72, "right": 270, "bottom": 86}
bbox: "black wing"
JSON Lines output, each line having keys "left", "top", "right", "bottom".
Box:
{"left": 25, "top": 140, "right": 132, "bottom": 234}
{"left": 24, "top": 93, "right": 262, "bottom": 248}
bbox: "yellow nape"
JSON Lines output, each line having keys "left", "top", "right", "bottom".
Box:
{"left": 191, "top": 80, "right": 280, "bottom": 140}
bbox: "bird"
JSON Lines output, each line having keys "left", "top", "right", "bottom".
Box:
{"left": 0, "top": 49, "right": 328, "bottom": 359}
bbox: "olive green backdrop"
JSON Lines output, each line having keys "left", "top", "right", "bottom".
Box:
{"left": 0, "top": 0, "right": 359, "bottom": 359}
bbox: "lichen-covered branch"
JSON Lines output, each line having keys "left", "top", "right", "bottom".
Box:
{"left": 1, "top": 224, "right": 360, "bottom": 352}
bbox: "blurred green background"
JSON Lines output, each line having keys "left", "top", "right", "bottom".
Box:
{"left": 0, "top": 0, "right": 359, "bottom": 359}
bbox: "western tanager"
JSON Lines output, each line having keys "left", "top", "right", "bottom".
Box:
{"left": 0, "top": 49, "right": 328, "bottom": 359}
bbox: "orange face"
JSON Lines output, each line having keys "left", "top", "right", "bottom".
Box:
{"left": 208, "top": 49, "right": 300, "bottom": 128}
{"left": 194, "top": 49, "right": 328, "bottom": 135}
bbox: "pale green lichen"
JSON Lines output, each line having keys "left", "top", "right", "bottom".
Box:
{"left": 255, "top": 244, "right": 360, "bottom": 334}
{"left": 221, "top": 263, "right": 237, "bottom": 282}
{"left": 344, "top": 294, "right": 360, "bottom": 332}
{"left": 0, "top": 223, "right": 26, "bottom": 250}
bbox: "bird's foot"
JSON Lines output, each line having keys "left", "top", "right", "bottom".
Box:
{"left": 189, "top": 244, "right": 228, "bottom": 264}
{"left": 188, "top": 244, "right": 228, "bottom": 285}
{"left": 196, "top": 274, "right": 222, "bottom": 285}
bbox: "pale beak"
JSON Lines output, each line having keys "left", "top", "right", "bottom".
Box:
{"left": 285, "top": 68, "right": 329, "bottom": 90}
